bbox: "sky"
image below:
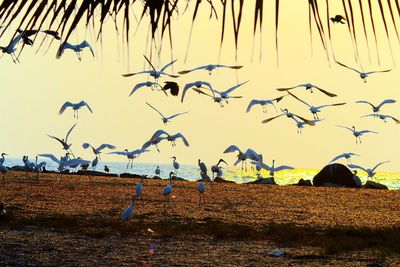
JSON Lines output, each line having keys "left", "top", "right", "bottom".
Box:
{"left": 0, "top": 1, "right": 399, "bottom": 171}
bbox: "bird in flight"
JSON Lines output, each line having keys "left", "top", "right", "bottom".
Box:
{"left": 277, "top": 83, "right": 337, "bottom": 97}
{"left": 108, "top": 149, "right": 149, "bottom": 169}
{"left": 288, "top": 92, "right": 346, "bottom": 119}
{"left": 56, "top": 40, "right": 94, "bottom": 60}
{"left": 292, "top": 117, "right": 322, "bottom": 134}
{"left": 47, "top": 123, "right": 77, "bottom": 156}
{"left": 356, "top": 99, "right": 396, "bottom": 116}
{"left": 146, "top": 102, "right": 188, "bottom": 125}
{"left": 246, "top": 95, "right": 285, "bottom": 114}
{"left": 129, "top": 81, "right": 165, "bottom": 96}
{"left": 210, "top": 81, "right": 249, "bottom": 103}
{"left": 348, "top": 161, "right": 390, "bottom": 179}
{"left": 252, "top": 160, "right": 294, "bottom": 178}
{"left": 330, "top": 15, "right": 346, "bottom": 24}
{"left": 122, "top": 55, "right": 179, "bottom": 81}
{"left": 362, "top": 114, "right": 400, "bottom": 124}
{"left": 337, "top": 125, "right": 378, "bottom": 144}
{"left": 181, "top": 81, "right": 214, "bottom": 103}
{"left": 16, "top": 29, "right": 61, "bottom": 45}
{"left": 262, "top": 108, "right": 316, "bottom": 126}
{"left": 59, "top": 101, "right": 93, "bottom": 119}
{"left": 329, "top": 152, "right": 359, "bottom": 164}
{"left": 0, "top": 31, "right": 24, "bottom": 63}
{"left": 224, "top": 145, "right": 262, "bottom": 170}
{"left": 82, "top": 143, "right": 116, "bottom": 160}
{"left": 178, "top": 64, "right": 243, "bottom": 75}
{"left": 336, "top": 61, "right": 392, "bottom": 83}
{"left": 162, "top": 81, "right": 180, "bottom": 96}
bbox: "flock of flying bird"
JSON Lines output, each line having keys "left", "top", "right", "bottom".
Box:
{"left": 0, "top": 20, "right": 398, "bottom": 221}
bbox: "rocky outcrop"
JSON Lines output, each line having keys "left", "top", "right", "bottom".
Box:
{"left": 76, "top": 170, "right": 118, "bottom": 177}
{"left": 246, "top": 177, "right": 276, "bottom": 185}
{"left": 295, "top": 178, "right": 313, "bottom": 186}
{"left": 214, "top": 177, "right": 236, "bottom": 183}
{"left": 313, "top": 164, "right": 358, "bottom": 188}
{"left": 363, "top": 181, "right": 388, "bottom": 190}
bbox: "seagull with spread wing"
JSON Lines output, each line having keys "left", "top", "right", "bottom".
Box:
{"left": 38, "top": 153, "right": 90, "bottom": 172}
{"left": 0, "top": 31, "right": 24, "bottom": 63}
{"left": 292, "top": 117, "right": 323, "bottom": 134}
{"left": 82, "top": 143, "right": 116, "bottom": 160}
{"left": 337, "top": 125, "right": 378, "bottom": 144}
{"left": 277, "top": 83, "right": 337, "bottom": 97}
{"left": 181, "top": 81, "right": 214, "bottom": 103}
{"left": 262, "top": 108, "right": 316, "bottom": 126}
{"left": 47, "top": 123, "right": 77, "bottom": 156}
{"left": 129, "top": 81, "right": 164, "bottom": 96}
{"left": 362, "top": 114, "right": 400, "bottom": 124}
{"left": 146, "top": 102, "right": 188, "bottom": 125}
{"left": 356, "top": 99, "right": 396, "bottom": 116}
{"left": 16, "top": 29, "right": 61, "bottom": 45}
{"left": 178, "top": 64, "right": 243, "bottom": 75}
{"left": 329, "top": 152, "right": 359, "bottom": 164}
{"left": 108, "top": 149, "right": 150, "bottom": 168}
{"left": 348, "top": 161, "right": 390, "bottom": 179}
{"left": 252, "top": 160, "right": 294, "bottom": 178}
{"left": 59, "top": 101, "right": 93, "bottom": 119}
{"left": 224, "top": 145, "right": 262, "bottom": 170}
{"left": 56, "top": 40, "right": 94, "bottom": 60}
{"left": 211, "top": 81, "right": 249, "bottom": 103}
{"left": 246, "top": 95, "right": 285, "bottom": 114}
{"left": 336, "top": 61, "right": 392, "bottom": 83}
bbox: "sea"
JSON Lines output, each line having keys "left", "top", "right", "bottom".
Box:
{"left": 5, "top": 157, "right": 400, "bottom": 190}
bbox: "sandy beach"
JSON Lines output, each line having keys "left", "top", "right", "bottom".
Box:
{"left": 0, "top": 171, "right": 399, "bottom": 266}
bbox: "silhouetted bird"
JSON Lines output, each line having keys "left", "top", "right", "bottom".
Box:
{"left": 330, "top": 15, "right": 346, "bottom": 24}
{"left": 104, "top": 165, "right": 110, "bottom": 173}
{"left": 163, "top": 82, "right": 179, "bottom": 96}
{"left": 17, "top": 29, "right": 61, "bottom": 45}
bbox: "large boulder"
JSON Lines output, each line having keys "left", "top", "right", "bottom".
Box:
{"left": 295, "top": 178, "right": 313, "bottom": 186}
{"left": 313, "top": 163, "right": 359, "bottom": 188}
{"left": 246, "top": 177, "right": 276, "bottom": 185}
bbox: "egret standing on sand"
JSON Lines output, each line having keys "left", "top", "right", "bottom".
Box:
{"left": 136, "top": 177, "right": 144, "bottom": 202}
{"left": 163, "top": 172, "right": 174, "bottom": 202}
{"left": 337, "top": 125, "right": 378, "bottom": 144}
{"left": 0, "top": 153, "right": 7, "bottom": 165}
{"left": 56, "top": 40, "right": 95, "bottom": 60}
{"left": 198, "top": 159, "right": 207, "bottom": 175}
{"left": 211, "top": 159, "right": 228, "bottom": 179}
{"left": 121, "top": 196, "right": 136, "bottom": 221}
{"left": 59, "top": 101, "right": 93, "bottom": 119}
{"left": 171, "top": 157, "right": 179, "bottom": 175}
{"left": 197, "top": 178, "right": 206, "bottom": 205}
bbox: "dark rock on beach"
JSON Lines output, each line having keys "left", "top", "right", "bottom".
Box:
{"left": 214, "top": 177, "right": 236, "bottom": 184}
{"left": 119, "top": 173, "right": 143, "bottom": 178}
{"left": 246, "top": 177, "right": 276, "bottom": 185}
{"left": 363, "top": 181, "right": 389, "bottom": 190}
{"left": 313, "top": 164, "right": 358, "bottom": 188}
{"left": 76, "top": 170, "right": 118, "bottom": 177}
{"left": 9, "top": 166, "right": 25, "bottom": 171}
{"left": 295, "top": 178, "right": 313, "bottom": 186}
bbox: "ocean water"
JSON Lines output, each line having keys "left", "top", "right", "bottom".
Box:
{"left": 4, "top": 158, "right": 400, "bottom": 189}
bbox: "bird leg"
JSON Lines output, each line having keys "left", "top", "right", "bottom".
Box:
{"left": 126, "top": 161, "right": 129, "bottom": 169}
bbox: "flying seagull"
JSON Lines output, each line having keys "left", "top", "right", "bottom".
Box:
{"left": 59, "top": 101, "right": 93, "bottom": 119}
{"left": 337, "top": 125, "right": 378, "bottom": 144}
{"left": 246, "top": 96, "right": 285, "bottom": 114}
{"left": 181, "top": 81, "right": 214, "bottom": 103}
{"left": 348, "top": 161, "right": 390, "bottom": 179}
{"left": 211, "top": 81, "right": 249, "bottom": 103}
{"left": 252, "top": 160, "right": 294, "bottom": 178}
{"left": 146, "top": 102, "right": 188, "bottom": 125}
{"left": 0, "top": 31, "right": 24, "bottom": 63}
{"left": 362, "top": 114, "right": 400, "bottom": 124}
{"left": 82, "top": 143, "right": 116, "bottom": 159}
{"left": 178, "top": 64, "right": 243, "bottom": 75}
{"left": 129, "top": 81, "right": 165, "bottom": 96}
{"left": 47, "top": 123, "right": 77, "bottom": 156}
{"left": 277, "top": 83, "right": 337, "bottom": 97}
{"left": 56, "top": 40, "right": 94, "bottom": 60}
{"left": 329, "top": 152, "right": 359, "bottom": 164}
{"left": 262, "top": 108, "right": 316, "bottom": 126}
{"left": 356, "top": 99, "right": 396, "bottom": 116}
{"left": 336, "top": 61, "right": 392, "bottom": 83}
{"left": 108, "top": 149, "right": 149, "bottom": 169}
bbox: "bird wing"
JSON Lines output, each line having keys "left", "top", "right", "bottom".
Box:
{"left": 213, "top": 64, "right": 243, "bottom": 70}
{"left": 336, "top": 61, "right": 362, "bottom": 74}
{"left": 193, "top": 88, "right": 214, "bottom": 98}
{"left": 64, "top": 158, "right": 90, "bottom": 167}
{"left": 178, "top": 65, "right": 208, "bottom": 74}
{"left": 348, "top": 164, "right": 369, "bottom": 173}
{"left": 47, "top": 134, "right": 64, "bottom": 146}
{"left": 316, "top": 102, "right": 346, "bottom": 109}
{"left": 129, "top": 82, "right": 160, "bottom": 96}
{"left": 143, "top": 54, "right": 156, "bottom": 71}
{"left": 122, "top": 70, "right": 152, "bottom": 77}
{"left": 56, "top": 42, "right": 75, "bottom": 59}
{"left": 273, "top": 95, "right": 286, "bottom": 102}
{"left": 108, "top": 151, "right": 128, "bottom": 156}
{"left": 37, "top": 154, "right": 60, "bottom": 164}
{"left": 261, "top": 114, "right": 285, "bottom": 123}
{"left": 130, "top": 149, "right": 150, "bottom": 155}
{"left": 166, "top": 112, "right": 189, "bottom": 120}
{"left": 58, "top": 101, "right": 73, "bottom": 115}
{"left": 315, "top": 87, "right": 337, "bottom": 97}
{"left": 361, "top": 114, "right": 375, "bottom": 118}
{"left": 224, "top": 145, "right": 241, "bottom": 154}
{"left": 173, "top": 133, "right": 190, "bottom": 146}
{"left": 371, "top": 161, "right": 390, "bottom": 172}
{"left": 246, "top": 100, "right": 262, "bottom": 112}
{"left": 42, "top": 30, "right": 61, "bottom": 40}
{"left": 337, "top": 125, "right": 354, "bottom": 132}
{"left": 253, "top": 161, "right": 271, "bottom": 171}
{"left": 288, "top": 92, "right": 311, "bottom": 108}
{"left": 78, "top": 101, "right": 93, "bottom": 113}
{"left": 274, "top": 165, "right": 294, "bottom": 171}
{"left": 377, "top": 99, "right": 396, "bottom": 109}
{"left": 65, "top": 123, "right": 77, "bottom": 143}
{"left": 79, "top": 41, "right": 94, "bottom": 57}
{"left": 329, "top": 154, "right": 345, "bottom": 163}
{"left": 8, "top": 31, "right": 24, "bottom": 50}
{"left": 151, "top": 129, "right": 170, "bottom": 140}
{"left": 160, "top": 59, "right": 177, "bottom": 72}
{"left": 294, "top": 114, "right": 316, "bottom": 126}
{"left": 96, "top": 144, "right": 116, "bottom": 151}
{"left": 366, "top": 69, "right": 392, "bottom": 75}
{"left": 358, "top": 130, "right": 378, "bottom": 134}
{"left": 356, "top": 100, "right": 374, "bottom": 108}
{"left": 276, "top": 85, "right": 298, "bottom": 91}
{"left": 146, "top": 102, "right": 164, "bottom": 118}
{"left": 390, "top": 116, "right": 400, "bottom": 123}
{"left": 244, "top": 148, "right": 261, "bottom": 161}
{"left": 221, "top": 80, "right": 249, "bottom": 95}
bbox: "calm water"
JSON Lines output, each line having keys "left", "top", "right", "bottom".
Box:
{"left": 5, "top": 158, "right": 400, "bottom": 189}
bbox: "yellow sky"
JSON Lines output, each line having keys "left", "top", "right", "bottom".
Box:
{"left": 0, "top": 1, "right": 399, "bottom": 171}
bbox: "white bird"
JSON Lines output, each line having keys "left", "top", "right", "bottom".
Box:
{"left": 178, "top": 64, "right": 243, "bottom": 75}
{"left": 122, "top": 55, "right": 179, "bottom": 81}
{"left": 82, "top": 143, "right": 116, "bottom": 159}
{"left": 211, "top": 159, "right": 227, "bottom": 179}
{"left": 224, "top": 145, "right": 261, "bottom": 170}
{"left": 252, "top": 160, "right": 294, "bottom": 178}
{"left": 0, "top": 31, "right": 24, "bottom": 63}
{"left": 329, "top": 152, "right": 359, "bottom": 164}
{"left": 162, "top": 172, "right": 174, "bottom": 201}
{"left": 108, "top": 149, "right": 149, "bottom": 169}
{"left": 171, "top": 156, "right": 179, "bottom": 175}
{"left": 192, "top": 88, "right": 228, "bottom": 107}
{"left": 277, "top": 83, "right": 337, "bottom": 97}
{"left": 197, "top": 179, "right": 206, "bottom": 205}
{"left": 91, "top": 156, "right": 98, "bottom": 170}
{"left": 121, "top": 196, "right": 136, "bottom": 221}
{"left": 31, "top": 156, "right": 47, "bottom": 181}
{"left": 59, "top": 101, "right": 93, "bottom": 119}
{"left": 181, "top": 81, "right": 214, "bottom": 103}
{"left": 211, "top": 80, "right": 249, "bottom": 103}
{"left": 165, "top": 133, "right": 190, "bottom": 147}
{"left": 288, "top": 92, "right": 346, "bottom": 119}
{"left": 362, "top": 114, "right": 400, "bottom": 124}
{"left": 155, "top": 166, "right": 161, "bottom": 176}
{"left": 336, "top": 61, "right": 392, "bottom": 83}
{"left": 0, "top": 153, "right": 7, "bottom": 165}
{"left": 136, "top": 176, "right": 144, "bottom": 201}
{"left": 292, "top": 117, "right": 322, "bottom": 134}
{"left": 356, "top": 99, "right": 396, "bottom": 116}
{"left": 47, "top": 123, "right": 77, "bottom": 156}
{"left": 38, "top": 153, "right": 90, "bottom": 172}
{"left": 348, "top": 161, "right": 390, "bottom": 179}
{"left": 146, "top": 102, "right": 188, "bottom": 125}
{"left": 129, "top": 81, "right": 164, "bottom": 96}
{"left": 337, "top": 125, "right": 378, "bottom": 144}
{"left": 246, "top": 95, "right": 285, "bottom": 114}
{"left": 198, "top": 159, "right": 207, "bottom": 175}
{"left": 262, "top": 108, "right": 316, "bottom": 126}
{"left": 56, "top": 40, "right": 94, "bottom": 60}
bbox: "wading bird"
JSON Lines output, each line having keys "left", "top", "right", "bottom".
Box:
{"left": 121, "top": 196, "right": 136, "bottom": 221}
{"left": 211, "top": 159, "right": 227, "bottom": 179}
{"left": 262, "top": 109, "right": 316, "bottom": 126}
{"left": 56, "top": 40, "right": 95, "bottom": 60}
{"left": 288, "top": 92, "right": 346, "bottom": 119}
{"left": 356, "top": 99, "right": 396, "bottom": 116}
{"left": 330, "top": 15, "right": 346, "bottom": 24}
{"left": 146, "top": 102, "right": 188, "bottom": 125}
{"left": 136, "top": 176, "right": 144, "bottom": 202}
{"left": 337, "top": 125, "right": 378, "bottom": 144}
{"left": 336, "top": 62, "right": 392, "bottom": 83}
{"left": 329, "top": 152, "right": 359, "bottom": 164}
{"left": 47, "top": 123, "right": 77, "bottom": 156}
{"left": 171, "top": 157, "right": 179, "bottom": 175}
{"left": 246, "top": 96, "right": 285, "bottom": 114}
{"left": 122, "top": 55, "right": 179, "bottom": 81}
{"left": 178, "top": 64, "right": 243, "bottom": 75}
{"left": 82, "top": 143, "right": 116, "bottom": 159}
{"left": 0, "top": 153, "right": 7, "bottom": 165}
{"left": 59, "top": 101, "right": 93, "bottom": 119}
{"left": 198, "top": 159, "right": 207, "bottom": 175}
{"left": 181, "top": 81, "right": 214, "bottom": 103}
{"left": 362, "top": 114, "right": 400, "bottom": 124}
{"left": 129, "top": 81, "right": 164, "bottom": 96}
{"left": 91, "top": 156, "right": 98, "bottom": 170}
{"left": 163, "top": 172, "right": 174, "bottom": 201}
{"left": 252, "top": 160, "right": 294, "bottom": 178}
{"left": 277, "top": 83, "right": 337, "bottom": 97}
{"left": 0, "top": 31, "right": 24, "bottom": 63}
{"left": 348, "top": 161, "right": 390, "bottom": 180}
{"left": 155, "top": 166, "right": 161, "bottom": 176}
{"left": 197, "top": 178, "right": 206, "bottom": 205}
{"left": 108, "top": 149, "right": 149, "bottom": 169}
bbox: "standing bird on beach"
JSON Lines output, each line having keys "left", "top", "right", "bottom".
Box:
{"left": 59, "top": 101, "right": 93, "bottom": 119}
{"left": 356, "top": 99, "right": 396, "bottom": 116}
{"left": 82, "top": 143, "right": 116, "bottom": 160}
{"left": 178, "top": 64, "right": 243, "bottom": 75}
{"left": 91, "top": 156, "right": 98, "bottom": 170}
{"left": 252, "top": 160, "right": 294, "bottom": 178}
{"left": 329, "top": 152, "right": 359, "bottom": 164}
{"left": 277, "top": 83, "right": 337, "bottom": 97}
{"left": 129, "top": 81, "right": 165, "bottom": 96}
{"left": 171, "top": 157, "right": 180, "bottom": 175}
{"left": 211, "top": 159, "right": 227, "bottom": 179}
{"left": 330, "top": 15, "right": 346, "bottom": 24}
{"left": 155, "top": 166, "right": 161, "bottom": 176}
{"left": 122, "top": 55, "right": 179, "bottom": 81}
{"left": 198, "top": 159, "right": 208, "bottom": 175}
{"left": 246, "top": 96, "right": 285, "bottom": 114}
{"left": 146, "top": 102, "right": 188, "bottom": 125}
{"left": 56, "top": 40, "right": 94, "bottom": 60}
{"left": 108, "top": 149, "right": 149, "bottom": 169}
{"left": 336, "top": 62, "right": 392, "bottom": 83}
{"left": 0, "top": 163, "right": 8, "bottom": 184}
{"left": 262, "top": 109, "right": 316, "bottom": 126}
{"left": 47, "top": 123, "right": 77, "bottom": 156}
{"left": 0, "top": 153, "right": 7, "bottom": 165}
{"left": 163, "top": 172, "right": 174, "bottom": 201}
{"left": 348, "top": 161, "right": 390, "bottom": 180}
{"left": 288, "top": 92, "right": 346, "bottom": 119}
{"left": 337, "top": 125, "right": 378, "bottom": 144}
{"left": 0, "top": 31, "right": 24, "bottom": 63}
{"left": 362, "top": 114, "right": 400, "bottom": 124}
{"left": 121, "top": 196, "right": 136, "bottom": 221}
{"left": 104, "top": 165, "right": 110, "bottom": 173}
{"left": 197, "top": 178, "right": 206, "bottom": 205}
{"left": 136, "top": 176, "right": 144, "bottom": 202}
{"left": 181, "top": 81, "right": 214, "bottom": 103}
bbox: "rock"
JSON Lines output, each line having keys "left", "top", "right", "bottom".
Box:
{"left": 313, "top": 164, "right": 358, "bottom": 188}
{"left": 152, "top": 176, "right": 162, "bottom": 179}
{"left": 213, "top": 177, "right": 236, "bottom": 183}
{"left": 363, "top": 181, "right": 388, "bottom": 190}
{"left": 322, "top": 182, "right": 344, "bottom": 188}
{"left": 295, "top": 178, "right": 313, "bottom": 186}
{"left": 9, "top": 166, "right": 25, "bottom": 171}
{"left": 119, "top": 173, "right": 143, "bottom": 178}
{"left": 246, "top": 177, "right": 276, "bottom": 185}
{"left": 76, "top": 170, "right": 118, "bottom": 177}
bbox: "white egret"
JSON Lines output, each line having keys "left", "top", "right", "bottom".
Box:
{"left": 337, "top": 125, "right": 378, "bottom": 144}
{"left": 246, "top": 96, "right": 285, "bottom": 114}
{"left": 59, "top": 101, "right": 93, "bottom": 119}
{"left": 292, "top": 117, "right": 322, "bottom": 134}
{"left": 136, "top": 176, "right": 144, "bottom": 202}
{"left": 192, "top": 88, "right": 228, "bottom": 107}
{"left": 329, "top": 152, "right": 359, "bottom": 164}
{"left": 91, "top": 156, "right": 98, "bottom": 170}
{"left": 336, "top": 61, "right": 392, "bottom": 83}
{"left": 146, "top": 102, "right": 188, "bottom": 125}
{"left": 362, "top": 114, "right": 400, "bottom": 124}
{"left": 165, "top": 133, "right": 190, "bottom": 147}
{"left": 38, "top": 154, "right": 90, "bottom": 172}
{"left": 108, "top": 149, "right": 149, "bottom": 169}
{"left": 47, "top": 123, "right": 77, "bottom": 156}
{"left": 82, "top": 143, "right": 116, "bottom": 159}
{"left": 253, "top": 160, "right": 294, "bottom": 178}
{"left": 129, "top": 81, "right": 164, "bottom": 96}
{"left": 181, "top": 81, "right": 214, "bottom": 103}
{"left": 178, "top": 64, "right": 243, "bottom": 75}
{"left": 0, "top": 153, "right": 7, "bottom": 165}
{"left": 211, "top": 159, "right": 227, "bottom": 179}
{"left": 224, "top": 145, "right": 261, "bottom": 170}
{"left": 171, "top": 157, "right": 179, "bottom": 175}
{"left": 197, "top": 178, "right": 206, "bottom": 205}
{"left": 198, "top": 159, "right": 207, "bottom": 175}
{"left": 211, "top": 81, "right": 249, "bottom": 103}
{"left": 356, "top": 99, "right": 396, "bottom": 116}
{"left": 288, "top": 92, "right": 346, "bottom": 119}
{"left": 162, "top": 172, "right": 174, "bottom": 201}
{"left": 121, "top": 196, "right": 136, "bottom": 221}
{"left": 277, "top": 83, "right": 337, "bottom": 97}
{"left": 0, "top": 31, "right": 24, "bottom": 63}
{"left": 262, "top": 109, "right": 316, "bottom": 126}
{"left": 348, "top": 161, "right": 390, "bottom": 179}
{"left": 56, "top": 40, "right": 94, "bottom": 60}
